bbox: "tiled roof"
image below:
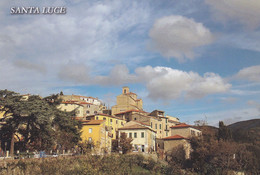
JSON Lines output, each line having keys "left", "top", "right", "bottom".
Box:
{"left": 62, "top": 101, "right": 79, "bottom": 104}
{"left": 170, "top": 123, "right": 191, "bottom": 128}
{"left": 82, "top": 120, "right": 105, "bottom": 125}
{"left": 126, "top": 92, "right": 137, "bottom": 95}
{"left": 97, "top": 113, "right": 126, "bottom": 121}
{"left": 118, "top": 124, "right": 156, "bottom": 132}
{"left": 162, "top": 135, "right": 188, "bottom": 140}
{"left": 134, "top": 121, "right": 150, "bottom": 126}
{"left": 168, "top": 119, "right": 180, "bottom": 123}
{"left": 115, "top": 109, "right": 147, "bottom": 115}
{"left": 79, "top": 102, "right": 92, "bottom": 105}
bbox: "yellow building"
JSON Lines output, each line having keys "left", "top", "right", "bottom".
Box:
{"left": 81, "top": 120, "right": 112, "bottom": 153}
{"left": 86, "top": 114, "right": 127, "bottom": 140}
{"left": 112, "top": 87, "right": 143, "bottom": 115}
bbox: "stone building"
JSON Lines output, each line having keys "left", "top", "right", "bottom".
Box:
{"left": 111, "top": 87, "right": 143, "bottom": 115}
{"left": 170, "top": 123, "right": 202, "bottom": 138}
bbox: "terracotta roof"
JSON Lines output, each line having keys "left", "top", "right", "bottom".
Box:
{"left": 168, "top": 119, "right": 180, "bottom": 123}
{"left": 68, "top": 95, "right": 99, "bottom": 100}
{"left": 134, "top": 121, "right": 150, "bottom": 126}
{"left": 118, "top": 124, "right": 156, "bottom": 132}
{"left": 126, "top": 92, "right": 136, "bottom": 95}
{"left": 96, "top": 113, "right": 126, "bottom": 121}
{"left": 79, "top": 102, "right": 92, "bottom": 105}
{"left": 162, "top": 135, "right": 188, "bottom": 140}
{"left": 170, "top": 123, "right": 191, "bottom": 128}
{"left": 115, "top": 109, "right": 147, "bottom": 115}
{"left": 82, "top": 120, "right": 105, "bottom": 125}
{"left": 62, "top": 101, "right": 79, "bottom": 104}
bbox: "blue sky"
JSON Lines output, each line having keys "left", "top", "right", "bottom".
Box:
{"left": 0, "top": 0, "right": 260, "bottom": 126}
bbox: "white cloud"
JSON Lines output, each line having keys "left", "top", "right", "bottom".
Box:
{"left": 94, "top": 65, "right": 137, "bottom": 86}
{"left": 58, "top": 63, "right": 91, "bottom": 84}
{"left": 0, "top": 0, "right": 152, "bottom": 94}
{"left": 205, "top": 0, "right": 260, "bottom": 29}
{"left": 13, "top": 60, "right": 46, "bottom": 74}
{"left": 148, "top": 15, "right": 214, "bottom": 62}
{"left": 136, "top": 66, "right": 231, "bottom": 100}
{"left": 58, "top": 64, "right": 231, "bottom": 100}
{"left": 236, "top": 65, "right": 260, "bottom": 82}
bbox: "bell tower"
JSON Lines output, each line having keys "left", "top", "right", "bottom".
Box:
{"left": 122, "top": 86, "right": 129, "bottom": 94}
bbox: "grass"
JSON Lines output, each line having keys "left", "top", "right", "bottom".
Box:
{"left": 0, "top": 154, "right": 175, "bottom": 175}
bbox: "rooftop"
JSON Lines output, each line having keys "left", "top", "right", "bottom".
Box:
{"left": 162, "top": 135, "right": 188, "bottom": 140}
{"left": 118, "top": 124, "right": 156, "bottom": 132}
{"left": 82, "top": 120, "right": 105, "bottom": 125}
{"left": 114, "top": 109, "right": 147, "bottom": 115}
{"left": 170, "top": 123, "right": 191, "bottom": 128}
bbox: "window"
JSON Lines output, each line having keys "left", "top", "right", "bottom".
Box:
{"left": 110, "top": 119, "right": 112, "bottom": 122}
{"left": 88, "top": 137, "right": 92, "bottom": 142}
{"left": 116, "top": 120, "right": 118, "bottom": 124}
{"left": 89, "top": 128, "right": 92, "bottom": 133}
{"left": 159, "top": 124, "right": 161, "bottom": 129}
{"left": 94, "top": 111, "right": 97, "bottom": 114}
{"left": 191, "top": 130, "right": 195, "bottom": 136}
{"left": 86, "top": 110, "right": 89, "bottom": 114}
{"left": 103, "top": 117, "right": 106, "bottom": 120}
{"left": 134, "top": 118, "right": 136, "bottom": 120}
{"left": 151, "top": 122, "right": 152, "bottom": 128}
{"left": 64, "top": 109, "right": 67, "bottom": 112}
{"left": 134, "top": 132, "right": 137, "bottom": 138}
{"left": 124, "top": 89, "right": 126, "bottom": 94}
{"left": 166, "top": 132, "right": 168, "bottom": 136}
{"left": 141, "top": 132, "right": 144, "bottom": 138}
{"left": 155, "top": 124, "right": 157, "bottom": 129}
{"left": 96, "top": 117, "right": 99, "bottom": 120}
{"left": 121, "top": 122, "right": 123, "bottom": 126}
{"left": 65, "top": 104, "right": 68, "bottom": 106}
{"left": 129, "top": 133, "right": 132, "bottom": 138}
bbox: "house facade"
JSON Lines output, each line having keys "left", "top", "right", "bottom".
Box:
{"left": 170, "top": 123, "right": 202, "bottom": 138}
{"left": 162, "top": 135, "right": 191, "bottom": 159}
{"left": 118, "top": 123, "right": 156, "bottom": 153}
{"left": 86, "top": 114, "right": 126, "bottom": 140}
{"left": 81, "top": 120, "right": 112, "bottom": 153}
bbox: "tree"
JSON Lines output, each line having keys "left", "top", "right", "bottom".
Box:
{"left": 0, "top": 90, "right": 82, "bottom": 154}
{"left": 119, "top": 132, "right": 132, "bottom": 154}
{"left": 218, "top": 121, "right": 232, "bottom": 141}
{"left": 166, "top": 145, "right": 186, "bottom": 166}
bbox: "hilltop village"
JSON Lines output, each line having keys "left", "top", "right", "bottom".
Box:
{"left": 1, "top": 88, "right": 259, "bottom": 175}
{"left": 58, "top": 86, "right": 201, "bottom": 158}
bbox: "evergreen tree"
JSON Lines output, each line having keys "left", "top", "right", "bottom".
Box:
{"left": 0, "top": 90, "right": 82, "bottom": 155}
{"left": 218, "top": 121, "right": 232, "bottom": 141}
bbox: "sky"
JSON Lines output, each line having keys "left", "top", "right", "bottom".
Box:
{"left": 0, "top": 0, "right": 260, "bottom": 126}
